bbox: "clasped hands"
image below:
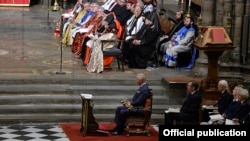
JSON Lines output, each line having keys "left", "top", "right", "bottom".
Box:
{"left": 121, "top": 99, "right": 132, "bottom": 109}
{"left": 132, "top": 39, "right": 140, "bottom": 45}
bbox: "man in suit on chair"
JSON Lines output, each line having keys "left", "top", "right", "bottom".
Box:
{"left": 112, "top": 72, "right": 150, "bottom": 135}
{"left": 165, "top": 80, "right": 202, "bottom": 125}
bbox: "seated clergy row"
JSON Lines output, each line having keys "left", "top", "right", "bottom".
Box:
{"left": 60, "top": 0, "right": 198, "bottom": 72}
{"left": 60, "top": 0, "right": 128, "bottom": 73}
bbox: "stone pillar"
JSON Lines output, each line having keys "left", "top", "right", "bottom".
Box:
{"left": 247, "top": 0, "right": 250, "bottom": 15}
{"left": 231, "top": 0, "right": 244, "bottom": 63}
{"left": 215, "top": 0, "right": 224, "bottom": 26}
{"left": 202, "top": 0, "right": 216, "bottom": 25}
{"left": 219, "top": 0, "right": 234, "bottom": 63}
{"left": 193, "top": 0, "right": 216, "bottom": 77}
{"left": 223, "top": 0, "right": 233, "bottom": 38}
{"left": 246, "top": 0, "right": 250, "bottom": 62}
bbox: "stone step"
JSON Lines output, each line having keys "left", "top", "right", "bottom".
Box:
{"left": 0, "top": 104, "right": 172, "bottom": 115}
{"left": 0, "top": 113, "right": 166, "bottom": 125}
{"left": 0, "top": 103, "right": 177, "bottom": 125}
{"left": 0, "top": 78, "right": 178, "bottom": 125}
{"left": 0, "top": 94, "right": 171, "bottom": 105}
{"left": 0, "top": 83, "right": 165, "bottom": 92}
{"left": 0, "top": 78, "right": 162, "bottom": 85}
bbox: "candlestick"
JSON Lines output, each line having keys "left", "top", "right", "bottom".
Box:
{"left": 180, "top": 0, "right": 184, "bottom": 13}
{"left": 198, "top": 14, "right": 202, "bottom": 26}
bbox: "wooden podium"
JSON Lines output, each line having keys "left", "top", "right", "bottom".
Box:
{"left": 193, "top": 26, "right": 235, "bottom": 101}
{"left": 80, "top": 93, "right": 109, "bottom": 136}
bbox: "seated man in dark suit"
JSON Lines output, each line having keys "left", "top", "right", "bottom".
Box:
{"left": 231, "top": 90, "right": 250, "bottom": 125}
{"left": 111, "top": 72, "right": 150, "bottom": 135}
{"left": 222, "top": 86, "right": 249, "bottom": 120}
{"left": 127, "top": 11, "right": 161, "bottom": 69}
{"left": 201, "top": 80, "right": 233, "bottom": 122}
{"left": 165, "top": 80, "right": 202, "bottom": 125}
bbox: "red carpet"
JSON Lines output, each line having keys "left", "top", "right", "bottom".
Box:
{"left": 60, "top": 123, "right": 158, "bottom": 141}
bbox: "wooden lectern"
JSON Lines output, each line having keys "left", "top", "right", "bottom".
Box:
{"left": 193, "top": 26, "right": 235, "bottom": 101}
{"left": 80, "top": 93, "right": 109, "bottom": 136}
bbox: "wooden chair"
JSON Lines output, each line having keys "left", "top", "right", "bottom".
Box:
{"left": 125, "top": 89, "right": 153, "bottom": 136}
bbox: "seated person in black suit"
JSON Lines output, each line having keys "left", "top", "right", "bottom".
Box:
{"left": 201, "top": 80, "right": 233, "bottom": 122}
{"left": 165, "top": 80, "right": 202, "bottom": 125}
{"left": 127, "top": 11, "right": 161, "bottom": 69}
{"left": 237, "top": 111, "right": 250, "bottom": 125}
{"left": 231, "top": 89, "right": 250, "bottom": 125}
{"left": 234, "top": 101, "right": 250, "bottom": 125}
{"left": 222, "top": 86, "right": 249, "bottom": 120}
{"left": 214, "top": 80, "right": 234, "bottom": 114}
{"left": 111, "top": 72, "right": 150, "bottom": 135}
{"left": 204, "top": 86, "right": 249, "bottom": 125}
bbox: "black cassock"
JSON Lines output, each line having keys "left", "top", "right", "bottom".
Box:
{"left": 128, "top": 24, "right": 159, "bottom": 69}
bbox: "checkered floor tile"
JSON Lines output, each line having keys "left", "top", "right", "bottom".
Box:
{"left": 0, "top": 124, "right": 69, "bottom": 141}
{"left": 0, "top": 124, "right": 159, "bottom": 141}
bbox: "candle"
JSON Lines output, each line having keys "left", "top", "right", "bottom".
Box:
{"left": 188, "top": 0, "right": 191, "bottom": 7}
{"left": 181, "top": 0, "right": 184, "bottom": 3}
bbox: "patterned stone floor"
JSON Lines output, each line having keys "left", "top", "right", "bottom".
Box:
{"left": 0, "top": 124, "right": 68, "bottom": 141}
{"left": 0, "top": 124, "right": 159, "bottom": 141}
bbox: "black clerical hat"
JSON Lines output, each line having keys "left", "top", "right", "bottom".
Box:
{"left": 144, "top": 12, "right": 157, "bottom": 22}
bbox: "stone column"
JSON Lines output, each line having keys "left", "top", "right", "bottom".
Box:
{"left": 247, "top": 0, "right": 250, "bottom": 15}
{"left": 215, "top": 0, "right": 224, "bottom": 26}
{"left": 202, "top": 0, "right": 216, "bottom": 25}
{"left": 223, "top": 0, "right": 233, "bottom": 39}
{"left": 218, "top": 0, "right": 234, "bottom": 63}
{"left": 193, "top": 0, "right": 216, "bottom": 77}
{"left": 234, "top": 0, "right": 245, "bottom": 62}
{"left": 246, "top": 0, "right": 250, "bottom": 62}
